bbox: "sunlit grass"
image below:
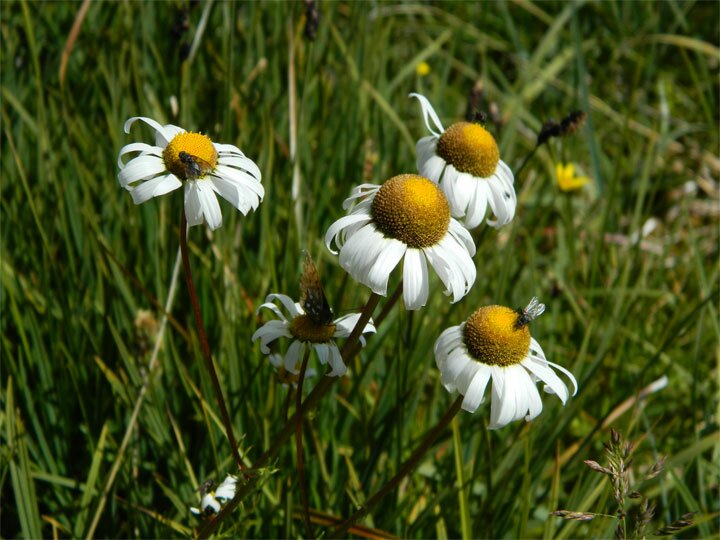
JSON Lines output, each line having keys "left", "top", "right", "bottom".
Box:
{"left": 1, "top": 1, "right": 718, "bottom": 538}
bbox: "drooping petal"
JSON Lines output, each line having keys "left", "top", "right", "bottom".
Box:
{"left": 184, "top": 182, "right": 203, "bottom": 227}
{"left": 409, "top": 93, "right": 445, "bottom": 137}
{"left": 284, "top": 340, "right": 304, "bottom": 373}
{"left": 325, "top": 213, "right": 373, "bottom": 254}
{"left": 124, "top": 116, "right": 177, "bottom": 147}
{"left": 420, "top": 155, "right": 447, "bottom": 184}
{"left": 118, "top": 154, "right": 168, "bottom": 187}
{"left": 366, "top": 238, "right": 407, "bottom": 296}
{"left": 325, "top": 343, "right": 347, "bottom": 377}
{"left": 117, "top": 142, "right": 162, "bottom": 170}
{"left": 194, "top": 180, "right": 223, "bottom": 230}
{"left": 129, "top": 174, "right": 182, "bottom": 204}
{"left": 402, "top": 248, "right": 429, "bottom": 310}
{"left": 461, "top": 365, "right": 492, "bottom": 413}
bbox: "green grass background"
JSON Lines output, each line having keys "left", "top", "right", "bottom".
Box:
{"left": 1, "top": 0, "right": 718, "bottom": 538}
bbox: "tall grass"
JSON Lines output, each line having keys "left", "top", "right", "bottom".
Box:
{"left": 1, "top": 1, "right": 718, "bottom": 538}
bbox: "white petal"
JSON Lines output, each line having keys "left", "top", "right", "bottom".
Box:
{"left": 217, "top": 154, "right": 262, "bottom": 181}
{"left": 184, "top": 183, "right": 203, "bottom": 226}
{"left": 314, "top": 343, "right": 329, "bottom": 366}
{"left": 338, "top": 225, "right": 387, "bottom": 291}
{"left": 342, "top": 184, "right": 380, "bottom": 210}
{"left": 463, "top": 180, "right": 490, "bottom": 229}
{"left": 129, "top": 174, "right": 182, "bottom": 204}
{"left": 215, "top": 475, "right": 237, "bottom": 500}
{"left": 402, "top": 249, "right": 429, "bottom": 310}
{"left": 118, "top": 154, "right": 167, "bottom": 187}
{"left": 124, "top": 116, "right": 177, "bottom": 147}
{"left": 409, "top": 93, "right": 445, "bottom": 137}
{"left": 523, "top": 374, "right": 544, "bottom": 421}
{"left": 456, "top": 360, "right": 480, "bottom": 395}
{"left": 461, "top": 366, "right": 492, "bottom": 413}
{"left": 489, "top": 367, "right": 516, "bottom": 429}
{"left": 252, "top": 320, "right": 291, "bottom": 354}
{"left": 200, "top": 493, "right": 221, "bottom": 514}
{"left": 366, "top": 238, "right": 407, "bottom": 295}
{"left": 264, "top": 293, "right": 303, "bottom": 318}
{"left": 209, "top": 174, "right": 259, "bottom": 215}
{"left": 325, "top": 213, "right": 373, "bottom": 254}
{"left": 284, "top": 340, "right": 303, "bottom": 373}
{"left": 440, "top": 165, "right": 463, "bottom": 212}
{"left": 195, "top": 180, "right": 223, "bottom": 230}
{"left": 486, "top": 167, "right": 516, "bottom": 228}
{"left": 158, "top": 124, "right": 184, "bottom": 146}
{"left": 325, "top": 343, "right": 347, "bottom": 377}
{"left": 214, "top": 164, "right": 264, "bottom": 196}
{"left": 448, "top": 219, "right": 476, "bottom": 256}
{"left": 425, "top": 237, "right": 475, "bottom": 303}
{"left": 117, "top": 142, "right": 161, "bottom": 169}
{"left": 416, "top": 136, "right": 438, "bottom": 173}
{"left": 214, "top": 142, "right": 246, "bottom": 155}
{"left": 420, "top": 155, "right": 447, "bottom": 184}
{"left": 333, "top": 313, "right": 375, "bottom": 338}
{"left": 434, "top": 325, "right": 464, "bottom": 361}
{"left": 440, "top": 348, "right": 471, "bottom": 390}
{"left": 522, "top": 357, "right": 569, "bottom": 403}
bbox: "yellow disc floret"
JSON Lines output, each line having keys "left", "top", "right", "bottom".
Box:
{"left": 371, "top": 174, "right": 451, "bottom": 248}
{"left": 437, "top": 122, "right": 499, "bottom": 178}
{"left": 289, "top": 314, "right": 337, "bottom": 343}
{"left": 163, "top": 132, "right": 218, "bottom": 180}
{"left": 463, "top": 305, "right": 530, "bottom": 367}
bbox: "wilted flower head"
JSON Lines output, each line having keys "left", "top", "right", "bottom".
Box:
{"left": 252, "top": 254, "right": 375, "bottom": 377}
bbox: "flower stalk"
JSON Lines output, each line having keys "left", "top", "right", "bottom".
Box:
{"left": 179, "top": 209, "right": 245, "bottom": 471}
{"left": 197, "top": 292, "right": 381, "bottom": 538}
{"left": 296, "top": 349, "right": 314, "bottom": 538}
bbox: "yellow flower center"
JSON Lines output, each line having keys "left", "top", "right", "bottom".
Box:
{"left": 163, "top": 132, "right": 218, "bottom": 180}
{"left": 463, "top": 305, "right": 530, "bottom": 367}
{"left": 288, "top": 314, "right": 337, "bottom": 343}
{"left": 370, "top": 174, "right": 451, "bottom": 248}
{"left": 437, "top": 122, "right": 500, "bottom": 178}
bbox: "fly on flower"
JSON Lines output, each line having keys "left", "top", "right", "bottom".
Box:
{"left": 179, "top": 151, "right": 213, "bottom": 181}
{"left": 434, "top": 297, "right": 577, "bottom": 428}
{"left": 514, "top": 297, "right": 546, "bottom": 329}
{"left": 117, "top": 117, "right": 264, "bottom": 230}
{"left": 252, "top": 254, "right": 375, "bottom": 377}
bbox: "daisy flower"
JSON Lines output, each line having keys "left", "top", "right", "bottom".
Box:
{"left": 325, "top": 174, "right": 476, "bottom": 310}
{"left": 190, "top": 474, "right": 237, "bottom": 516}
{"left": 410, "top": 93, "right": 516, "bottom": 229}
{"left": 252, "top": 294, "right": 375, "bottom": 377}
{"left": 117, "top": 117, "right": 263, "bottom": 230}
{"left": 434, "top": 297, "right": 577, "bottom": 429}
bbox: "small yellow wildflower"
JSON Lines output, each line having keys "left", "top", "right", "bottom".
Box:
{"left": 555, "top": 163, "right": 589, "bottom": 192}
{"left": 416, "top": 61, "right": 431, "bottom": 77}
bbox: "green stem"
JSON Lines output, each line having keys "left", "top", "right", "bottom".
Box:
{"left": 331, "top": 396, "right": 464, "bottom": 538}
{"left": 452, "top": 416, "right": 471, "bottom": 540}
{"left": 179, "top": 209, "right": 245, "bottom": 471}
{"left": 296, "top": 349, "right": 314, "bottom": 538}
